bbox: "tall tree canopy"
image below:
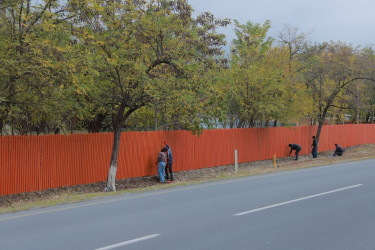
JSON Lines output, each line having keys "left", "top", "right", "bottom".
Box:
{"left": 219, "top": 20, "right": 308, "bottom": 128}
{"left": 303, "top": 41, "right": 375, "bottom": 141}
{"left": 68, "top": 0, "right": 229, "bottom": 191}
{"left": 0, "top": 0, "right": 82, "bottom": 135}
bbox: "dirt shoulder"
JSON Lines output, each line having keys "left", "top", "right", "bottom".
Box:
{"left": 1, "top": 144, "right": 375, "bottom": 213}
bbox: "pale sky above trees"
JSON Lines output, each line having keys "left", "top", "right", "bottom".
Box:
{"left": 188, "top": 0, "right": 375, "bottom": 47}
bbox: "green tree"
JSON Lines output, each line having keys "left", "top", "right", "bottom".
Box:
{"left": 69, "top": 0, "right": 229, "bottom": 191}
{"left": 222, "top": 20, "right": 307, "bottom": 128}
{"left": 227, "top": 20, "right": 274, "bottom": 127}
{"left": 0, "top": 0, "right": 81, "bottom": 135}
{"left": 277, "top": 25, "right": 315, "bottom": 126}
{"left": 303, "top": 41, "right": 375, "bottom": 141}
{"left": 351, "top": 47, "right": 375, "bottom": 123}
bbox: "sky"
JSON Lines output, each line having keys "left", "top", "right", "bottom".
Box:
{"left": 187, "top": 0, "right": 375, "bottom": 47}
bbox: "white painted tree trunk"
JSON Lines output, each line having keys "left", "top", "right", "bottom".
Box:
{"left": 105, "top": 128, "right": 121, "bottom": 192}
{"left": 106, "top": 164, "right": 118, "bottom": 191}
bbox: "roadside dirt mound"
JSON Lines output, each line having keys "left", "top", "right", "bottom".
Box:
{"left": 1, "top": 144, "right": 374, "bottom": 208}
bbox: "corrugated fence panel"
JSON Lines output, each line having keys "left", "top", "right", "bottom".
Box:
{"left": 118, "top": 131, "right": 163, "bottom": 179}
{"left": 169, "top": 130, "right": 195, "bottom": 172}
{"left": 2, "top": 124, "right": 375, "bottom": 196}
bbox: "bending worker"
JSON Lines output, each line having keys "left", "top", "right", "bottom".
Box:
{"left": 289, "top": 144, "right": 302, "bottom": 160}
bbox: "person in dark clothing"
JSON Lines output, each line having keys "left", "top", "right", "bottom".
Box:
{"left": 289, "top": 144, "right": 302, "bottom": 160}
{"left": 333, "top": 144, "right": 345, "bottom": 156}
{"left": 311, "top": 136, "right": 318, "bottom": 158}
{"left": 164, "top": 142, "right": 174, "bottom": 181}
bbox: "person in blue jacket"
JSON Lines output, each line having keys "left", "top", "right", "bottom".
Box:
{"left": 163, "top": 141, "right": 174, "bottom": 181}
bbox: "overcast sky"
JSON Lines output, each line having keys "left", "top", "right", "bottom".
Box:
{"left": 187, "top": 0, "right": 375, "bottom": 47}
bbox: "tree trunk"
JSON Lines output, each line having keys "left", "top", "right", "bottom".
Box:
{"left": 87, "top": 113, "right": 106, "bottom": 133}
{"left": 249, "top": 116, "right": 255, "bottom": 128}
{"left": 315, "top": 119, "right": 324, "bottom": 143}
{"left": 154, "top": 106, "right": 158, "bottom": 131}
{"left": 105, "top": 127, "right": 121, "bottom": 191}
{"left": 365, "top": 112, "right": 370, "bottom": 124}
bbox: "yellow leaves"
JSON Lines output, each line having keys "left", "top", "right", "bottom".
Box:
{"left": 72, "top": 75, "right": 79, "bottom": 85}
{"left": 92, "top": 2, "right": 105, "bottom": 12}
{"left": 96, "top": 40, "right": 105, "bottom": 46}
{"left": 67, "top": 63, "right": 77, "bottom": 73}
{"left": 85, "top": 34, "right": 96, "bottom": 40}
{"left": 55, "top": 46, "right": 65, "bottom": 53}
{"left": 76, "top": 86, "right": 82, "bottom": 94}
{"left": 75, "top": 83, "right": 88, "bottom": 96}
{"left": 106, "top": 57, "right": 118, "bottom": 66}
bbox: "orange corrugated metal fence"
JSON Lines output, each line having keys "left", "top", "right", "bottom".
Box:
{"left": 1, "top": 124, "right": 375, "bottom": 196}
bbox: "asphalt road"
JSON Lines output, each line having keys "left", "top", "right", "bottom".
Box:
{"left": 1, "top": 159, "right": 375, "bottom": 250}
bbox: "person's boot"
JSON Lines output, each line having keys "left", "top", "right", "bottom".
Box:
{"left": 170, "top": 173, "right": 174, "bottom": 181}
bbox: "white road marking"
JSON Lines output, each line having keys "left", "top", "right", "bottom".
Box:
{"left": 95, "top": 234, "right": 160, "bottom": 250}
{"left": 234, "top": 184, "right": 363, "bottom": 216}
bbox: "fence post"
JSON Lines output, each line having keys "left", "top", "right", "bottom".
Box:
{"left": 273, "top": 154, "right": 277, "bottom": 168}
{"left": 235, "top": 149, "right": 238, "bottom": 173}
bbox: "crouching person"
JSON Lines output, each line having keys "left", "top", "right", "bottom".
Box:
{"left": 333, "top": 144, "right": 345, "bottom": 157}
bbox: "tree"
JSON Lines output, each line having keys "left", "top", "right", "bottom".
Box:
{"left": 350, "top": 46, "right": 375, "bottom": 123}
{"left": 221, "top": 20, "right": 308, "bottom": 128}
{"left": 303, "top": 41, "right": 375, "bottom": 141}
{"left": 0, "top": 0, "right": 81, "bottom": 135}
{"left": 278, "top": 24, "right": 311, "bottom": 79}
{"left": 69, "top": 0, "right": 229, "bottom": 191}
{"left": 277, "top": 25, "right": 315, "bottom": 126}
{"left": 226, "top": 20, "right": 274, "bottom": 127}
